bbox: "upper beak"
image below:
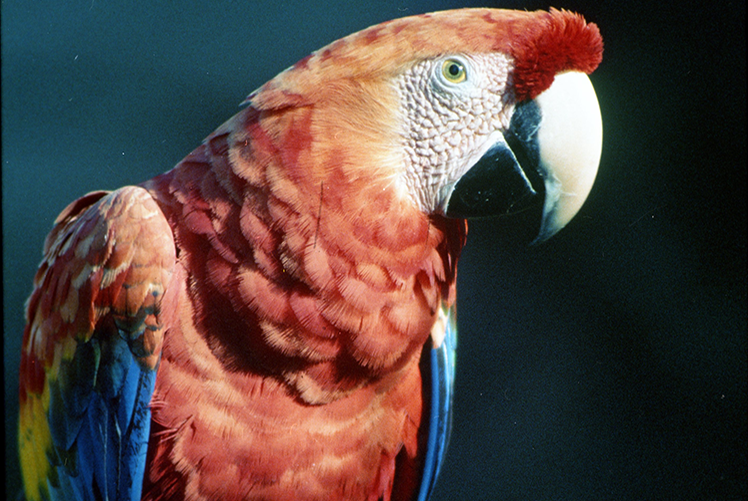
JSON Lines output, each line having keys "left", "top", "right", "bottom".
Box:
{"left": 445, "top": 71, "right": 603, "bottom": 243}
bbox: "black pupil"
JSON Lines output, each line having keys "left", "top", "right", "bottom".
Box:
{"left": 448, "top": 63, "right": 461, "bottom": 76}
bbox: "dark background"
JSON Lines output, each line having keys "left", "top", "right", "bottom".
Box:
{"left": 3, "top": 1, "right": 745, "bottom": 499}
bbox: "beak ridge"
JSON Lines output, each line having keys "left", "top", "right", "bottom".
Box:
{"left": 533, "top": 71, "right": 603, "bottom": 243}
{"left": 444, "top": 71, "right": 602, "bottom": 244}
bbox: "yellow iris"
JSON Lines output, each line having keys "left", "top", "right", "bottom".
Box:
{"left": 441, "top": 59, "right": 467, "bottom": 83}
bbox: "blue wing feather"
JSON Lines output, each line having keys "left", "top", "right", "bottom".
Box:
{"left": 49, "top": 336, "right": 156, "bottom": 501}
{"left": 19, "top": 187, "right": 174, "bottom": 501}
{"left": 417, "top": 305, "right": 457, "bottom": 501}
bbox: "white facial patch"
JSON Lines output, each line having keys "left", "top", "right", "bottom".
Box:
{"left": 396, "top": 52, "right": 515, "bottom": 214}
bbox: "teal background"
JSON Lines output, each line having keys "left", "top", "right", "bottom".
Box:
{"left": 4, "top": 1, "right": 745, "bottom": 499}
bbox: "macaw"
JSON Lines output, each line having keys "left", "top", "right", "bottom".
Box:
{"left": 18, "top": 7, "right": 603, "bottom": 501}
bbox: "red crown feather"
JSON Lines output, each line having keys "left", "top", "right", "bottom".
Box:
{"left": 511, "top": 9, "right": 603, "bottom": 101}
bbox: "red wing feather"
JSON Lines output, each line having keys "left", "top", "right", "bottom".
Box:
{"left": 19, "top": 186, "right": 177, "bottom": 501}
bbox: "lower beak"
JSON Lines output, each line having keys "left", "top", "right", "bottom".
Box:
{"left": 445, "top": 71, "right": 603, "bottom": 243}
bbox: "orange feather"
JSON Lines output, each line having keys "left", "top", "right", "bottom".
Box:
{"left": 20, "top": 8, "right": 602, "bottom": 500}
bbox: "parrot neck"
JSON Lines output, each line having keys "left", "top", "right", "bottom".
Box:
{"left": 145, "top": 105, "right": 467, "bottom": 404}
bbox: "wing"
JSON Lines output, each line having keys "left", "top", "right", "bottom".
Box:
{"left": 417, "top": 302, "right": 457, "bottom": 501}
{"left": 18, "top": 187, "right": 177, "bottom": 501}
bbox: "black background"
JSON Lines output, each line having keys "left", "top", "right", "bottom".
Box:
{"left": 3, "top": 1, "right": 745, "bottom": 499}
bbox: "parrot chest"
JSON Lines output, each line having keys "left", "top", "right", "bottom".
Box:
{"left": 143, "top": 283, "right": 425, "bottom": 501}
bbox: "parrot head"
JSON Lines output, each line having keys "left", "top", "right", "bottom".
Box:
{"left": 247, "top": 8, "right": 603, "bottom": 243}
{"left": 15, "top": 10, "right": 604, "bottom": 501}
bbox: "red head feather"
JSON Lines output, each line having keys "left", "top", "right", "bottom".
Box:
{"left": 250, "top": 8, "right": 602, "bottom": 109}
{"left": 510, "top": 9, "right": 603, "bottom": 101}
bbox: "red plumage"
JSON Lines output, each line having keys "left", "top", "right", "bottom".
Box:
{"left": 511, "top": 9, "right": 604, "bottom": 100}
{"left": 19, "top": 8, "right": 602, "bottom": 501}
{"left": 137, "top": 102, "right": 464, "bottom": 498}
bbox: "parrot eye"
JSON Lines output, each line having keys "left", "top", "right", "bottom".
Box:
{"left": 441, "top": 59, "right": 467, "bottom": 84}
